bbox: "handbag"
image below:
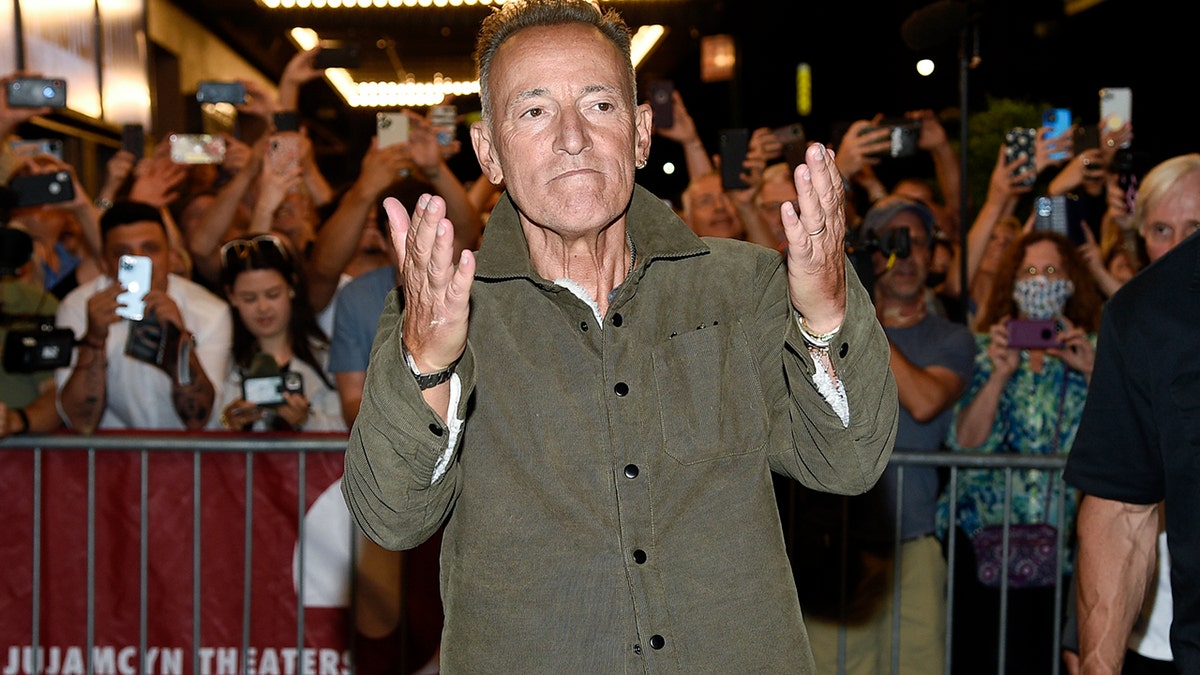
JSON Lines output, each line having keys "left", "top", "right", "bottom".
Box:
{"left": 970, "top": 376, "right": 1068, "bottom": 589}
{"left": 972, "top": 521, "right": 1059, "bottom": 589}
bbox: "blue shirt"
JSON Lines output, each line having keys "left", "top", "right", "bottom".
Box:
{"left": 328, "top": 265, "right": 398, "bottom": 374}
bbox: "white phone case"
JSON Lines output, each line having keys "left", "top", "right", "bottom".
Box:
{"left": 1099, "top": 87, "right": 1132, "bottom": 133}
{"left": 376, "top": 112, "right": 409, "bottom": 148}
{"left": 116, "top": 255, "right": 152, "bottom": 321}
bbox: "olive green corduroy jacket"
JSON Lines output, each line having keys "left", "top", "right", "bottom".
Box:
{"left": 344, "top": 185, "right": 898, "bottom": 673}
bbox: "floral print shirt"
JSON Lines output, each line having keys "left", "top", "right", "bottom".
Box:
{"left": 936, "top": 332, "right": 1096, "bottom": 570}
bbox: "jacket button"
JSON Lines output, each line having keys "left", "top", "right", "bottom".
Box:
{"left": 632, "top": 644, "right": 642, "bottom": 655}
{"left": 428, "top": 423, "right": 444, "bottom": 437}
{"left": 580, "top": 321, "right": 589, "bottom": 332}
{"left": 612, "top": 313, "right": 623, "bottom": 327}
{"left": 633, "top": 549, "right": 647, "bottom": 564}
{"left": 649, "top": 635, "right": 665, "bottom": 650}
{"left": 839, "top": 342, "right": 849, "bottom": 358}
{"left": 614, "top": 382, "right": 629, "bottom": 397}
{"left": 624, "top": 464, "right": 639, "bottom": 479}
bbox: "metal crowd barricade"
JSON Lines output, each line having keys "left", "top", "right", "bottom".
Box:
{"left": 2, "top": 435, "right": 1071, "bottom": 674}
{"left": 0, "top": 431, "right": 437, "bottom": 675}
{"left": 776, "top": 450, "right": 1073, "bottom": 675}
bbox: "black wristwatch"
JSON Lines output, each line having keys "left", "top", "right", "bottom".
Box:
{"left": 404, "top": 344, "right": 457, "bottom": 390}
{"left": 413, "top": 365, "right": 454, "bottom": 390}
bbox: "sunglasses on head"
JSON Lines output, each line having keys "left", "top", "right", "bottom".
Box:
{"left": 219, "top": 234, "right": 298, "bottom": 288}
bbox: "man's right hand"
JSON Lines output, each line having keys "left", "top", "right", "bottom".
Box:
{"left": 385, "top": 195, "right": 475, "bottom": 375}
{"left": 84, "top": 284, "right": 124, "bottom": 347}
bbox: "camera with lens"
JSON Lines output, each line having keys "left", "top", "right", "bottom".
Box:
{"left": 242, "top": 370, "right": 304, "bottom": 407}
{"left": 847, "top": 226, "right": 913, "bottom": 296}
{"left": 3, "top": 322, "right": 75, "bottom": 373}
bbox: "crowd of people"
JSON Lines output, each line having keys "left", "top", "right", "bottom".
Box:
{"left": 2, "top": 0, "right": 1198, "bottom": 672}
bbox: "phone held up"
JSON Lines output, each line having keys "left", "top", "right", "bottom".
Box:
{"left": 1034, "top": 194, "right": 1090, "bottom": 246}
{"left": 429, "top": 104, "right": 457, "bottom": 147}
{"left": 1004, "top": 127, "right": 1038, "bottom": 188}
{"left": 312, "top": 40, "right": 361, "bottom": 70}
{"left": 8, "top": 138, "right": 64, "bottom": 161}
{"left": 6, "top": 77, "right": 67, "bottom": 108}
{"left": 195, "top": 80, "right": 246, "bottom": 105}
{"left": 10, "top": 171, "right": 75, "bottom": 208}
{"left": 116, "top": 255, "right": 153, "bottom": 322}
{"left": 1042, "top": 108, "right": 1072, "bottom": 162}
{"left": 718, "top": 128, "right": 751, "bottom": 190}
{"left": 649, "top": 80, "right": 674, "bottom": 129}
{"left": 121, "top": 124, "right": 145, "bottom": 160}
{"left": 266, "top": 133, "right": 302, "bottom": 179}
{"left": 376, "top": 112, "right": 409, "bottom": 148}
{"left": 1007, "top": 318, "right": 1064, "bottom": 350}
{"left": 1099, "top": 86, "right": 1132, "bottom": 141}
{"left": 169, "top": 134, "right": 226, "bottom": 165}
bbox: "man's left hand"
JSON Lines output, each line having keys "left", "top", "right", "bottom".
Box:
{"left": 781, "top": 142, "right": 847, "bottom": 334}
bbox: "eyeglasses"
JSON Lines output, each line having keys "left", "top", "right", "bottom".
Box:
{"left": 220, "top": 234, "right": 294, "bottom": 278}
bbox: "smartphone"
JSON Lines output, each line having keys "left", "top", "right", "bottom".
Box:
{"left": 1042, "top": 108, "right": 1072, "bottom": 162}
{"left": 195, "top": 80, "right": 246, "bottom": 105}
{"left": 773, "top": 122, "right": 807, "bottom": 170}
{"left": 116, "top": 254, "right": 152, "bottom": 321}
{"left": 8, "top": 138, "right": 64, "bottom": 160}
{"left": 1099, "top": 87, "right": 1132, "bottom": 139}
{"left": 6, "top": 77, "right": 67, "bottom": 108}
{"left": 1007, "top": 318, "right": 1064, "bottom": 350}
{"left": 649, "top": 79, "right": 674, "bottom": 129}
{"left": 1074, "top": 124, "right": 1099, "bottom": 153}
{"left": 312, "top": 40, "right": 362, "bottom": 69}
{"left": 1004, "top": 127, "right": 1037, "bottom": 187}
{"left": 718, "top": 128, "right": 751, "bottom": 190}
{"left": 266, "top": 133, "right": 301, "bottom": 175}
{"left": 376, "top": 112, "right": 409, "bottom": 148}
{"left": 169, "top": 133, "right": 226, "bottom": 164}
{"left": 121, "top": 124, "right": 145, "bottom": 159}
{"left": 272, "top": 111, "right": 299, "bottom": 132}
{"left": 1034, "top": 194, "right": 1089, "bottom": 246}
{"left": 10, "top": 171, "right": 74, "bottom": 208}
{"left": 429, "top": 104, "right": 457, "bottom": 147}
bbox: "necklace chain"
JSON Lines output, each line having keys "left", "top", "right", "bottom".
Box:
{"left": 626, "top": 230, "right": 637, "bottom": 276}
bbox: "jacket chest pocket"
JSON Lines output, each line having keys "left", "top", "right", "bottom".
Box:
{"left": 651, "top": 321, "right": 768, "bottom": 465}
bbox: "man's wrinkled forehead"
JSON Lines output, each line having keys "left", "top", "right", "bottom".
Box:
{"left": 489, "top": 24, "right": 632, "bottom": 100}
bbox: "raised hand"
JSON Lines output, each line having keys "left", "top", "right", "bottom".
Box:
{"left": 781, "top": 142, "right": 848, "bottom": 334}
{"left": 385, "top": 194, "right": 475, "bottom": 374}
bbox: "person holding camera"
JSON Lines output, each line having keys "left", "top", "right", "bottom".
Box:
{"left": 216, "top": 233, "right": 343, "bottom": 433}
{"left": 801, "top": 195, "right": 975, "bottom": 675}
{"left": 0, "top": 225, "right": 64, "bottom": 438}
{"left": 937, "top": 229, "right": 1103, "bottom": 674}
{"left": 55, "top": 201, "right": 230, "bottom": 432}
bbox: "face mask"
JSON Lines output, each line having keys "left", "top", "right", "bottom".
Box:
{"left": 1012, "top": 276, "right": 1074, "bottom": 320}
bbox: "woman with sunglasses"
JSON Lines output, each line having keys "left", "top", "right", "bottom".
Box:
{"left": 217, "top": 233, "right": 344, "bottom": 432}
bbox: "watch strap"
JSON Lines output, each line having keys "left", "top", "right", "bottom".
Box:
{"left": 403, "top": 343, "right": 457, "bottom": 390}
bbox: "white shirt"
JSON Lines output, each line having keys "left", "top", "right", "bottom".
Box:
{"left": 55, "top": 273, "right": 232, "bottom": 430}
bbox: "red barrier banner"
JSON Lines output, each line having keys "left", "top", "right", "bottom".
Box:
{"left": 0, "top": 438, "right": 434, "bottom": 675}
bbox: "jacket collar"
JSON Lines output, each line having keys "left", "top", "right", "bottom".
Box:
{"left": 474, "top": 184, "right": 710, "bottom": 282}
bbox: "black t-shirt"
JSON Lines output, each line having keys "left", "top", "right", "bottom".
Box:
{"left": 1064, "top": 232, "right": 1200, "bottom": 668}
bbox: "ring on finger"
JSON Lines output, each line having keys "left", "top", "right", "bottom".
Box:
{"left": 807, "top": 225, "right": 826, "bottom": 237}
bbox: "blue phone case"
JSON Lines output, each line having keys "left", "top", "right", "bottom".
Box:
{"left": 1043, "top": 108, "right": 1072, "bottom": 162}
